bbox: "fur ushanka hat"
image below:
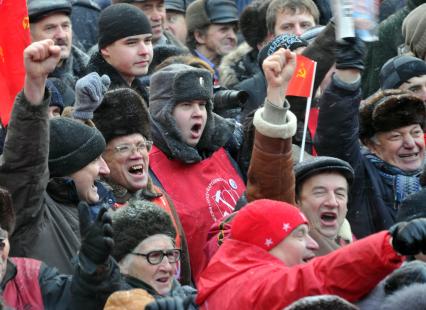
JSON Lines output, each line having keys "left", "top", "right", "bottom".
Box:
{"left": 112, "top": 200, "right": 176, "bottom": 262}
{"left": 0, "top": 187, "right": 16, "bottom": 236}
{"left": 359, "top": 89, "right": 426, "bottom": 143}
{"left": 93, "top": 88, "right": 151, "bottom": 143}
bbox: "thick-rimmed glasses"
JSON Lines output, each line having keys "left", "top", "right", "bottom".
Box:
{"left": 131, "top": 249, "right": 181, "bottom": 265}
{"left": 113, "top": 141, "right": 153, "bottom": 155}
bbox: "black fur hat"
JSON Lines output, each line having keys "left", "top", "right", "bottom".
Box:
{"left": 239, "top": 0, "right": 270, "bottom": 49}
{"left": 396, "top": 189, "right": 426, "bottom": 223}
{"left": 0, "top": 187, "right": 16, "bottom": 236}
{"left": 93, "top": 88, "right": 151, "bottom": 143}
{"left": 112, "top": 200, "right": 176, "bottom": 262}
{"left": 359, "top": 89, "right": 426, "bottom": 143}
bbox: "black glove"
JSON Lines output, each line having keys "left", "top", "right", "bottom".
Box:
{"left": 390, "top": 218, "right": 426, "bottom": 256}
{"left": 145, "top": 296, "right": 195, "bottom": 310}
{"left": 335, "top": 37, "right": 366, "bottom": 71}
{"left": 78, "top": 202, "right": 114, "bottom": 265}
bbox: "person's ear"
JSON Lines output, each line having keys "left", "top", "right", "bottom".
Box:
{"left": 194, "top": 30, "right": 206, "bottom": 44}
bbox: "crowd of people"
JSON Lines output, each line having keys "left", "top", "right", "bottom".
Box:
{"left": 1, "top": 0, "right": 426, "bottom": 308}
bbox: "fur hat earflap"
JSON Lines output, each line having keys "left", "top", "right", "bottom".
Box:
{"left": 0, "top": 187, "right": 16, "bottom": 236}
{"left": 112, "top": 200, "right": 176, "bottom": 262}
{"left": 359, "top": 89, "right": 425, "bottom": 143}
{"left": 93, "top": 88, "right": 151, "bottom": 143}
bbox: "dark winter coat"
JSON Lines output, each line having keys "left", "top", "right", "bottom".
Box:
{"left": 85, "top": 51, "right": 150, "bottom": 105}
{"left": 49, "top": 45, "right": 89, "bottom": 91}
{"left": 361, "top": 0, "right": 426, "bottom": 98}
{"left": 314, "top": 76, "right": 407, "bottom": 238}
{"left": 0, "top": 91, "right": 113, "bottom": 274}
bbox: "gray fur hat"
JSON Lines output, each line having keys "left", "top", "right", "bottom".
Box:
{"left": 149, "top": 63, "right": 234, "bottom": 162}
{"left": 396, "top": 189, "right": 426, "bottom": 223}
{"left": 285, "top": 295, "right": 358, "bottom": 310}
{"left": 112, "top": 200, "right": 176, "bottom": 262}
{"left": 381, "top": 283, "right": 426, "bottom": 310}
{"left": 49, "top": 117, "right": 106, "bottom": 177}
{"left": 93, "top": 88, "right": 151, "bottom": 143}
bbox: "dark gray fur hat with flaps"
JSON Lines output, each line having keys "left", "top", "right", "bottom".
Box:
{"left": 0, "top": 187, "right": 15, "bottom": 236}
{"left": 149, "top": 63, "right": 235, "bottom": 163}
{"left": 112, "top": 200, "right": 176, "bottom": 262}
{"left": 359, "top": 89, "right": 426, "bottom": 143}
{"left": 93, "top": 87, "right": 151, "bottom": 143}
{"left": 49, "top": 117, "right": 106, "bottom": 177}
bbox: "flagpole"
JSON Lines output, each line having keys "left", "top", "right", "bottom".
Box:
{"left": 299, "top": 62, "right": 317, "bottom": 163}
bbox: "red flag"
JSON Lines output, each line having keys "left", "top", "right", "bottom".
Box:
{"left": 0, "top": 0, "right": 31, "bottom": 126}
{"left": 286, "top": 54, "right": 317, "bottom": 98}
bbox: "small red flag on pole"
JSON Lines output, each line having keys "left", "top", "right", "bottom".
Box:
{"left": 286, "top": 54, "right": 317, "bottom": 98}
{"left": 0, "top": 0, "right": 31, "bottom": 126}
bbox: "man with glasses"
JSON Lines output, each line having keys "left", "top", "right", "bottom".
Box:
{"left": 70, "top": 84, "right": 192, "bottom": 285}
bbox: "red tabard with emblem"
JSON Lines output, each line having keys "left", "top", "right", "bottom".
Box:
{"left": 149, "top": 146, "right": 245, "bottom": 282}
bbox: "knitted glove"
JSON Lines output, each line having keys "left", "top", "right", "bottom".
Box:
{"left": 335, "top": 37, "right": 366, "bottom": 71}
{"left": 78, "top": 202, "right": 114, "bottom": 265}
{"left": 390, "top": 218, "right": 426, "bottom": 256}
{"left": 73, "top": 72, "right": 111, "bottom": 120}
{"left": 145, "top": 296, "right": 195, "bottom": 310}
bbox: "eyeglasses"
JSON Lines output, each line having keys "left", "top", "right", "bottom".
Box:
{"left": 113, "top": 141, "right": 153, "bottom": 155}
{"left": 131, "top": 249, "right": 181, "bottom": 265}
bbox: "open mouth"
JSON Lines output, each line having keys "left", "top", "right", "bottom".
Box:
{"left": 399, "top": 152, "right": 419, "bottom": 159}
{"left": 156, "top": 276, "right": 170, "bottom": 284}
{"left": 320, "top": 212, "right": 337, "bottom": 223}
{"left": 302, "top": 255, "right": 315, "bottom": 263}
{"left": 191, "top": 124, "right": 202, "bottom": 136}
{"left": 128, "top": 165, "right": 144, "bottom": 175}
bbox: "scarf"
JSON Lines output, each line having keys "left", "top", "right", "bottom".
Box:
{"left": 366, "top": 153, "right": 422, "bottom": 206}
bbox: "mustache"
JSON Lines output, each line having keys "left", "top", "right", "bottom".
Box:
{"left": 54, "top": 38, "right": 68, "bottom": 46}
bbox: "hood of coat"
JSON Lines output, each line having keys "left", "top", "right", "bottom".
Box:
{"left": 219, "top": 42, "right": 259, "bottom": 89}
{"left": 196, "top": 239, "right": 285, "bottom": 305}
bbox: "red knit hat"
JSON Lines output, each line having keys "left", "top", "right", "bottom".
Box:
{"left": 231, "top": 199, "right": 308, "bottom": 251}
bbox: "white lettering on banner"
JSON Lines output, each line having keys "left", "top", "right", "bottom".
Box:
{"left": 206, "top": 178, "right": 240, "bottom": 221}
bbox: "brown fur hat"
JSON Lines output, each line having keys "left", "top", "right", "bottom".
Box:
{"left": 359, "top": 89, "right": 426, "bottom": 143}
{"left": 0, "top": 187, "right": 16, "bottom": 236}
{"left": 93, "top": 88, "right": 151, "bottom": 143}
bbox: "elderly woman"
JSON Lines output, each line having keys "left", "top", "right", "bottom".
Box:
{"left": 109, "top": 200, "right": 197, "bottom": 308}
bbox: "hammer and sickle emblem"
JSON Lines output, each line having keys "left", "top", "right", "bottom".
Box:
{"left": 22, "top": 17, "right": 30, "bottom": 30}
{"left": 296, "top": 63, "right": 307, "bottom": 79}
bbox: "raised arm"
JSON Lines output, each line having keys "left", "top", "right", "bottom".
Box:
{"left": 247, "top": 49, "right": 298, "bottom": 203}
{"left": 0, "top": 40, "right": 60, "bottom": 230}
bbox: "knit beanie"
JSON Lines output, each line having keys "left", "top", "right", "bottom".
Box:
{"left": 112, "top": 200, "right": 176, "bottom": 262}
{"left": 0, "top": 187, "right": 15, "bottom": 236}
{"left": 231, "top": 199, "right": 308, "bottom": 251}
{"left": 186, "top": 0, "right": 238, "bottom": 33}
{"left": 359, "top": 89, "right": 426, "bottom": 142}
{"left": 257, "top": 34, "right": 309, "bottom": 68}
{"left": 49, "top": 117, "right": 106, "bottom": 177}
{"left": 93, "top": 88, "right": 151, "bottom": 143}
{"left": 295, "top": 156, "right": 354, "bottom": 194}
{"left": 98, "top": 3, "right": 152, "bottom": 49}
{"left": 402, "top": 3, "right": 426, "bottom": 61}
{"left": 396, "top": 189, "right": 426, "bottom": 223}
{"left": 379, "top": 55, "right": 426, "bottom": 90}
{"left": 46, "top": 79, "right": 64, "bottom": 114}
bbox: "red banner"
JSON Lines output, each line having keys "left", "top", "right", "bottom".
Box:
{"left": 0, "top": 0, "right": 31, "bottom": 126}
{"left": 286, "top": 55, "right": 317, "bottom": 98}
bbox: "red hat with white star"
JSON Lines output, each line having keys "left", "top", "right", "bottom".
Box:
{"left": 231, "top": 199, "right": 308, "bottom": 251}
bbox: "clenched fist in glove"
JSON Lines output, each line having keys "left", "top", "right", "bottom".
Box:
{"left": 78, "top": 202, "right": 114, "bottom": 265}
{"left": 335, "top": 37, "right": 366, "bottom": 72}
{"left": 390, "top": 218, "right": 426, "bottom": 256}
{"left": 73, "top": 72, "right": 111, "bottom": 120}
